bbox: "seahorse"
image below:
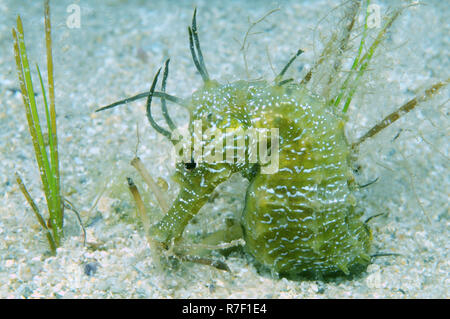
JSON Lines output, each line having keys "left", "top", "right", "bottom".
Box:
{"left": 97, "top": 2, "right": 448, "bottom": 278}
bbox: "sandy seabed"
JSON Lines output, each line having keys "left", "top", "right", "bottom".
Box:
{"left": 0, "top": 0, "right": 448, "bottom": 298}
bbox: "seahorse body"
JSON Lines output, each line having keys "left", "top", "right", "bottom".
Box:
{"left": 240, "top": 82, "right": 371, "bottom": 277}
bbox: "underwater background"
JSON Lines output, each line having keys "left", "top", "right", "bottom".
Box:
{"left": 0, "top": 0, "right": 448, "bottom": 298}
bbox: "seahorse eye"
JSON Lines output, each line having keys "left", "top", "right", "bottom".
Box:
{"left": 184, "top": 161, "right": 197, "bottom": 171}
